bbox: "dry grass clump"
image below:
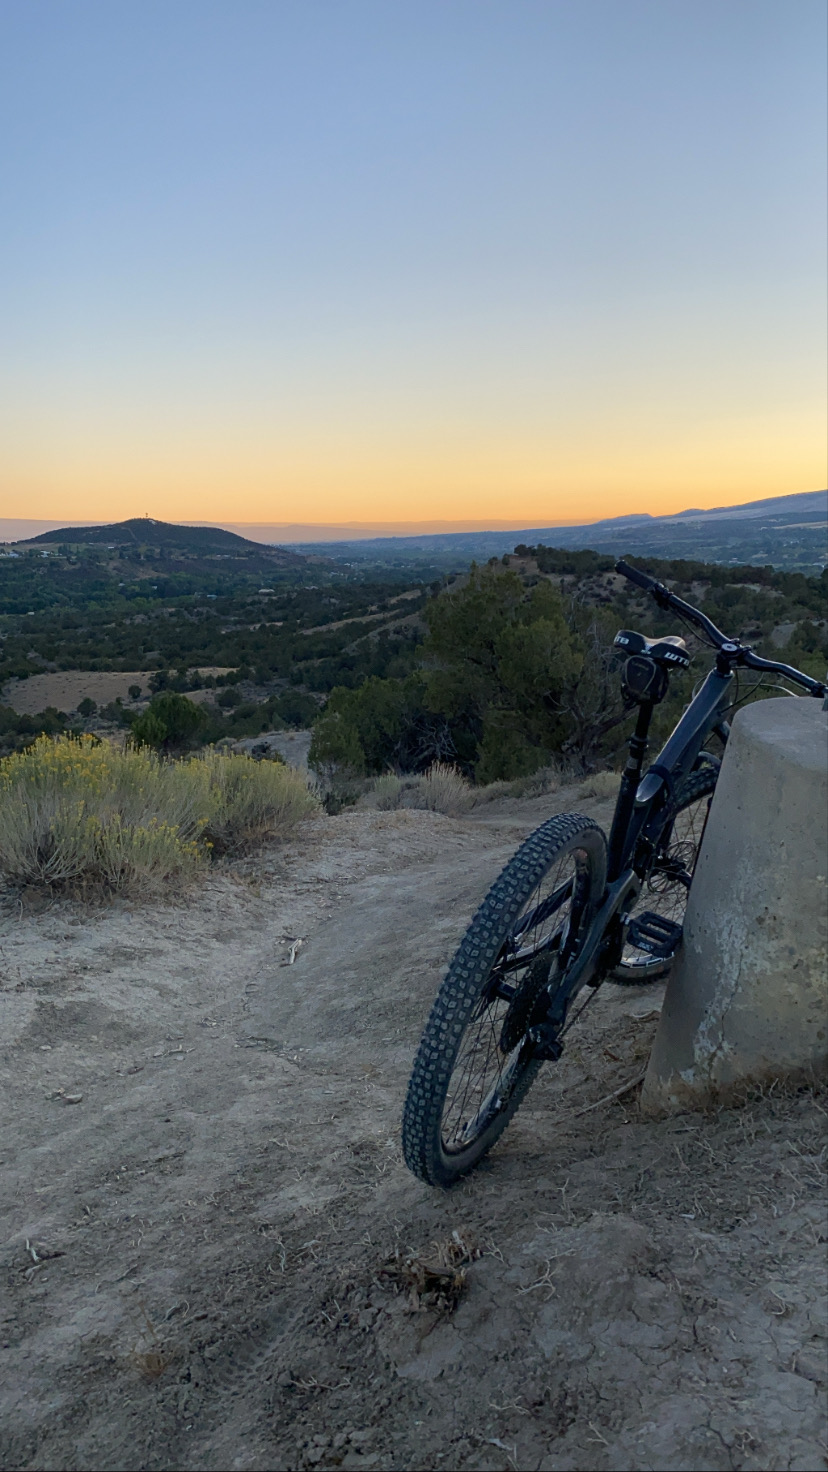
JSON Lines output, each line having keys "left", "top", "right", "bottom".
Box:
{"left": 576, "top": 769, "right": 622, "bottom": 800}
{"left": 0, "top": 735, "right": 319, "bottom": 895}
{"left": 363, "top": 760, "right": 622, "bottom": 816}
{"left": 365, "top": 762, "right": 562, "bottom": 816}
{"left": 414, "top": 763, "right": 475, "bottom": 816}
{"left": 509, "top": 764, "right": 562, "bottom": 798}
{"left": 199, "top": 748, "right": 319, "bottom": 853}
{"left": 371, "top": 773, "right": 405, "bottom": 811}
{"left": 366, "top": 764, "right": 476, "bottom": 817}
{"left": 469, "top": 778, "right": 512, "bottom": 805}
{"left": 382, "top": 1230, "right": 482, "bottom": 1316}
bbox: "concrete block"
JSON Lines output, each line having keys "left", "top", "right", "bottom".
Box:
{"left": 641, "top": 696, "right": 828, "bottom": 1113}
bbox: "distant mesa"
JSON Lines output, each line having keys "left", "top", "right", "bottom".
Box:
{"left": 17, "top": 517, "right": 307, "bottom": 566}
{"left": 20, "top": 517, "right": 286, "bottom": 554}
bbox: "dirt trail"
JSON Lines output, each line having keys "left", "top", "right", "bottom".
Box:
{"left": 1, "top": 789, "right": 825, "bottom": 1472}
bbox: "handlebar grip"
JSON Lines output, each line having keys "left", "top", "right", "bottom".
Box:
{"left": 615, "top": 559, "right": 658, "bottom": 592}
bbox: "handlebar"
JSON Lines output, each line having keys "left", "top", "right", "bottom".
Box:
{"left": 615, "top": 559, "right": 827, "bottom": 699}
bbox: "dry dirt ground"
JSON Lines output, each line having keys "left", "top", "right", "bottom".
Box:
{"left": 1, "top": 786, "right": 826, "bottom": 1472}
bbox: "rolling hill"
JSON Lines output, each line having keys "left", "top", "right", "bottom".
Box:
{"left": 18, "top": 516, "right": 308, "bottom": 569}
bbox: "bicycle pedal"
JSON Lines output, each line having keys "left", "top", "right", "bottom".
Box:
{"left": 626, "top": 911, "right": 683, "bottom": 958}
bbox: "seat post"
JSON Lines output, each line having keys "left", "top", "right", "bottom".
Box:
{"left": 607, "top": 701, "right": 654, "bottom": 880}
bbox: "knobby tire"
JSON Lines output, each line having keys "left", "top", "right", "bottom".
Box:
{"left": 402, "top": 813, "right": 607, "bottom": 1187}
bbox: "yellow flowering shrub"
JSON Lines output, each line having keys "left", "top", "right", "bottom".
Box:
{"left": 0, "top": 736, "right": 319, "bottom": 895}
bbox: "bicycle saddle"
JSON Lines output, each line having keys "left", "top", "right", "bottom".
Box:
{"left": 613, "top": 629, "right": 690, "bottom": 668}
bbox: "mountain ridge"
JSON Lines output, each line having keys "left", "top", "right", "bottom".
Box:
{"left": 299, "top": 490, "right": 825, "bottom": 549}
{"left": 291, "top": 490, "right": 826, "bottom": 571}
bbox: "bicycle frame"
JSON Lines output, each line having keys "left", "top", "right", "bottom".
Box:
{"left": 526, "top": 665, "right": 735, "bottom": 1049}
{"left": 500, "top": 553, "right": 828, "bottom": 1065}
{"left": 608, "top": 664, "right": 733, "bottom": 880}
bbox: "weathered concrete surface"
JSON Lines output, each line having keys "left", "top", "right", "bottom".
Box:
{"left": 642, "top": 696, "right": 828, "bottom": 1112}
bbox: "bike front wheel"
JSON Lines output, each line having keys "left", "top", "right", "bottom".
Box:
{"left": 402, "top": 814, "right": 607, "bottom": 1187}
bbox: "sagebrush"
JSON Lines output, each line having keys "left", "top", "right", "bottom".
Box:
{"left": 364, "top": 764, "right": 475, "bottom": 817}
{"left": 199, "top": 748, "right": 319, "bottom": 853}
{"left": 0, "top": 736, "right": 318, "bottom": 894}
{"left": 576, "top": 770, "right": 622, "bottom": 800}
{"left": 364, "top": 762, "right": 562, "bottom": 814}
{"left": 415, "top": 763, "right": 475, "bottom": 816}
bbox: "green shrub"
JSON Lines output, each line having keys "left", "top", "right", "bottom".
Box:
{"left": 100, "top": 700, "right": 130, "bottom": 725}
{"left": 131, "top": 692, "right": 206, "bottom": 751}
{"left": 0, "top": 704, "right": 67, "bottom": 756}
{"left": 309, "top": 674, "right": 451, "bottom": 778}
{"left": 217, "top": 686, "right": 242, "bottom": 708}
{"left": 274, "top": 689, "right": 319, "bottom": 728}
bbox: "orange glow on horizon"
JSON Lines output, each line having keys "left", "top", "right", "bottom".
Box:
{"left": 2, "top": 418, "right": 824, "bottom": 527}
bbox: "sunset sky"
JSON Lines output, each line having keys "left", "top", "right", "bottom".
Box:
{"left": 1, "top": 1, "right": 825, "bottom": 531}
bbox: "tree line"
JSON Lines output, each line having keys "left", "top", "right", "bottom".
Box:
{"left": 309, "top": 552, "right": 828, "bottom": 784}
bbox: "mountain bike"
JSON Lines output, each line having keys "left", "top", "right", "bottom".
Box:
{"left": 402, "top": 559, "right": 827, "bottom": 1186}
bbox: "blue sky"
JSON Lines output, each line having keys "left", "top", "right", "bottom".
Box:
{"left": 1, "top": 1, "right": 825, "bottom": 527}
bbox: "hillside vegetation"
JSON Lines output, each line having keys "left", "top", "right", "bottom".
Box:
{"left": 2, "top": 529, "right": 825, "bottom": 769}
{"left": 0, "top": 521, "right": 427, "bottom": 752}
{"left": 310, "top": 550, "right": 828, "bottom": 783}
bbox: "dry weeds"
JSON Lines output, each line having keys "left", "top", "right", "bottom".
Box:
{"left": 576, "top": 769, "right": 623, "bottom": 800}
{"left": 382, "top": 1229, "right": 482, "bottom": 1316}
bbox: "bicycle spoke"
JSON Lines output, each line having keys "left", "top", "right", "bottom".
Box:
{"left": 439, "top": 848, "right": 581, "bottom": 1154}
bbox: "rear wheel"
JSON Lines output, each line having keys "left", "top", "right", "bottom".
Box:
{"left": 402, "top": 814, "right": 607, "bottom": 1187}
{"left": 611, "top": 763, "right": 717, "bottom": 983}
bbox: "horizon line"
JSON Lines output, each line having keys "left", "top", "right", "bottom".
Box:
{"left": 0, "top": 514, "right": 605, "bottom": 545}
{"left": 1, "top": 489, "right": 823, "bottom": 547}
